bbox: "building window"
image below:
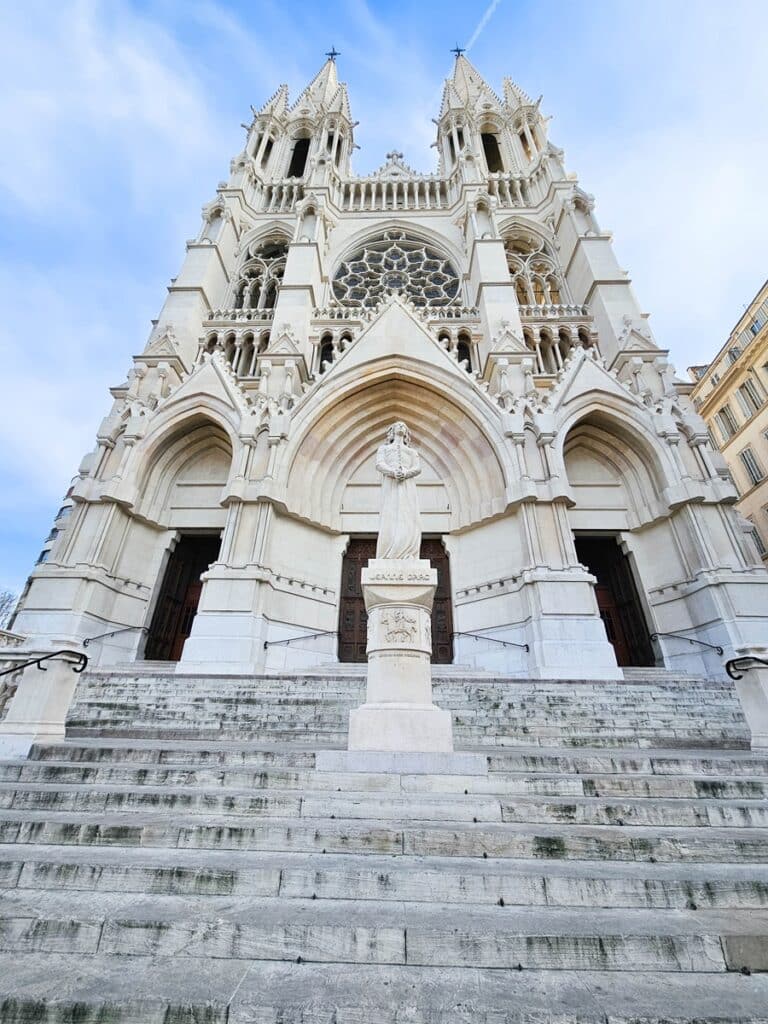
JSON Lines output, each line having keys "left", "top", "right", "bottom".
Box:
{"left": 740, "top": 446, "right": 766, "bottom": 487}
{"left": 45, "top": 528, "right": 59, "bottom": 544}
{"left": 55, "top": 505, "right": 72, "bottom": 521}
{"left": 741, "top": 377, "right": 765, "bottom": 413}
{"left": 716, "top": 403, "right": 738, "bottom": 439}
{"left": 456, "top": 332, "right": 473, "bottom": 371}
{"left": 36, "top": 550, "right": 49, "bottom": 564}
{"left": 748, "top": 523, "right": 767, "bottom": 558}
{"left": 481, "top": 132, "right": 504, "bottom": 173}
{"left": 233, "top": 239, "right": 288, "bottom": 310}
{"left": 735, "top": 389, "right": 754, "bottom": 420}
{"left": 504, "top": 233, "right": 567, "bottom": 308}
{"left": 727, "top": 345, "right": 741, "bottom": 365}
{"left": 332, "top": 231, "right": 461, "bottom": 309}
{"left": 287, "top": 136, "right": 310, "bottom": 178}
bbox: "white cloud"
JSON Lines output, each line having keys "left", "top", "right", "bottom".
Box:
{"left": 0, "top": 0, "right": 231, "bottom": 217}
{"left": 546, "top": 0, "right": 768, "bottom": 371}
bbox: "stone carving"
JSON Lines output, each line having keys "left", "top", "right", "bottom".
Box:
{"left": 0, "top": 679, "right": 18, "bottom": 722}
{"left": 382, "top": 609, "right": 418, "bottom": 644}
{"left": 375, "top": 421, "right": 422, "bottom": 560}
{"left": 0, "top": 630, "right": 25, "bottom": 649}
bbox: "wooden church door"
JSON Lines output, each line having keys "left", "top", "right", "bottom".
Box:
{"left": 338, "top": 537, "right": 453, "bottom": 664}
{"left": 145, "top": 534, "right": 221, "bottom": 661}
{"left": 574, "top": 535, "right": 654, "bottom": 668}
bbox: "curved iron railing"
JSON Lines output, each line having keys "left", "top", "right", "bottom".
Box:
{"left": 264, "top": 630, "right": 338, "bottom": 650}
{"left": 452, "top": 631, "right": 529, "bottom": 652}
{"left": 83, "top": 625, "right": 147, "bottom": 648}
{"left": 0, "top": 649, "right": 88, "bottom": 680}
{"left": 650, "top": 631, "right": 723, "bottom": 655}
{"left": 725, "top": 656, "right": 768, "bottom": 680}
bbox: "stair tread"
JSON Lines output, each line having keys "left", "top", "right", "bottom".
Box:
{"left": 5, "top": 885, "right": 768, "bottom": 931}
{"left": 2, "top": 955, "right": 768, "bottom": 1023}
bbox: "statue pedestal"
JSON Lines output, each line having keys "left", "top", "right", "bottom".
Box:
{"left": 347, "top": 558, "right": 454, "bottom": 752}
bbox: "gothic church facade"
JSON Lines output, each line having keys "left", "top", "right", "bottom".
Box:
{"left": 11, "top": 56, "right": 768, "bottom": 683}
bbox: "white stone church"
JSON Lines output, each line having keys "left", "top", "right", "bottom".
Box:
{"left": 2, "top": 54, "right": 768, "bottom": 1023}
{"left": 9, "top": 54, "right": 768, "bottom": 683}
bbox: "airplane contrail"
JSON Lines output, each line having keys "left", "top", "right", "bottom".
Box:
{"left": 464, "top": 0, "right": 503, "bottom": 52}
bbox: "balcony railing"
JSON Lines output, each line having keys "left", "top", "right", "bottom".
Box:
{"left": 519, "top": 303, "right": 590, "bottom": 320}
{"left": 206, "top": 308, "right": 275, "bottom": 324}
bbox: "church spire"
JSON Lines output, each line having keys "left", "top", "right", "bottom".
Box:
{"left": 449, "top": 53, "right": 503, "bottom": 113}
{"left": 290, "top": 57, "right": 345, "bottom": 116}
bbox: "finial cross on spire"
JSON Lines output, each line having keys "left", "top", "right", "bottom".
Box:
{"left": 451, "top": 44, "right": 465, "bottom": 58}
{"left": 326, "top": 46, "right": 340, "bottom": 62}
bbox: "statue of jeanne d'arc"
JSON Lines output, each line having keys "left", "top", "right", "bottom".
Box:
{"left": 375, "top": 421, "right": 422, "bottom": 560}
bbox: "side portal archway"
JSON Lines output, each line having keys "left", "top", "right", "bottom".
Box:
{"left": 564, "top": 414, "right": 658, "bottom": 667}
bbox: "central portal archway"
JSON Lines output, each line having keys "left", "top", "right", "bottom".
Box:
{"left": 339, "top": 537, "right": 453, "bottom": 664}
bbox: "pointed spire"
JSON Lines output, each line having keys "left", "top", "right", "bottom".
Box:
{"left": 450, "top": 53, "right": 502, "bottom": 111}
{"left": 438, "top": 79, "right": 466, "bottom": 120}
{"left": 290, "top": 58, "right": 340, "bottom": 114}
{"left": 502, "top": 76, "right": 533, "bottom": 112}
{"left": 254, "top": 82, "right": 289, "bottom": 120}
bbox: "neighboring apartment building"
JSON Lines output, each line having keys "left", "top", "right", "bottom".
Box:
{"left": 689, "top": 279, "right": 768, "bottom": 561}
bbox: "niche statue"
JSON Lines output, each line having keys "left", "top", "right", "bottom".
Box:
{"left": 375, "top": 421, "right": 422, "bottom": 560}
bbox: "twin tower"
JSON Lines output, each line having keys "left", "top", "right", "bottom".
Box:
{"left": 8, "top": 55, "right": 768, "bottom": 706}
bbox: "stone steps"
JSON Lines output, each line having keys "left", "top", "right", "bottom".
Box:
{"left": 0, "top": 668, "right": 765, "bottom": 1021}
{"left": 4, "top": 845, "right": 768, "bottom": 909}
{"left": 6, "top": 760, "right": 768, "bottom": 799}
{"left": 27, "top": 740, "right": 768, "bottom": 776}
{"left": 2, "top": 956, "right": 768, "bottom": 1024}
{"left": 63, "top": 671, "right": 750, "bottom": 748}
{"left": 2, "top": 810, "right": 767, "bottom": 862}
{"left": 2, "top": 781, "right": 768, "bottom": 827}
{"left": 3, "top": 886, "right": 768, "bottom": 972}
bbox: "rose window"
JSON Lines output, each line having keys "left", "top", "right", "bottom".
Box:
{"left": 332, "top": 232, "right": 461, "bottom": 308}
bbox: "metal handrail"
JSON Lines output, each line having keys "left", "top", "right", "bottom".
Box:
{"left": 725, "top": 656, "right": 768, "bottom": 680}
{"left": 264, "top": 630, "right": 338, "bottom": 650}
{"left": 0, "top": 649, "right": 88, "bottom": 680}
{"left": 83, "top": 625, "right": 147, "bottom": 648}
{"left": 650, "top": 631, "right": 723, "bottom": 655}
{"left": 452, "top": 631, "right": 529, "bottom": 652}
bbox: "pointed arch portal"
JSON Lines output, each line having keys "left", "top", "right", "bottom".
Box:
{"left": 286, "top": 375, "right": 507, "bottom": 533}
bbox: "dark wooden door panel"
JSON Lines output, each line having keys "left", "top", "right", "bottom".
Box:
{"left": 145, "top": 534, "right": 221, "bottom": 662}
{"left": 575, "top": 536, "right": 653, "bottom": 668}
{"left": 338, "top": 537, "right": 453, "bottom": 664}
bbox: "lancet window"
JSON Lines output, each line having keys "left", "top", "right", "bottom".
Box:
{"left": 332, "top": 232, "right": 461, "bottom": 309}
{"left": 503, "top": 234, "right": 568, "bottom": 308}
{"left": 199, "top": 330, "right": 270, "bottom": 376}
{"left": 316, "top": 329, "right": 354, "bottom": 374}
{"left": 523, "top": 326, "right": 596, "bottom": 374}
{"left": 233, "top": 239, "right": 288, "bottom": 310}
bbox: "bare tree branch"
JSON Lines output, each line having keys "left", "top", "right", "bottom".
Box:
{"left": 0, "top": 590, "right": 17, "bottom": 630}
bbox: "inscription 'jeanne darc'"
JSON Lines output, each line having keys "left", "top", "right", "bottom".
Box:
{"left": 375, "top": 421, "right": 422, "bottom": 560}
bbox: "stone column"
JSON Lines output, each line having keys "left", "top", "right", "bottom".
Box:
{"left": 347, "top": 557, "right": 453, "bottom": 752}
{"left": 729, "top": 653, "right": 768, "bottom": 750}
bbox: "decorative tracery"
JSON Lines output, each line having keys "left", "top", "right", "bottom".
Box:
{"left": 504, "top": 234, "right": 567, "bottom": 307}
{"left": 332, "top": 231, "right": 461, "bottom": 309}
{"left": 234, "top": 239, "right": 289, "bottom": 310}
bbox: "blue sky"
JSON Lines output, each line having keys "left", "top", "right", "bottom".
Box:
{"left": 1, "top": 0, "right": 768, "bottom": 596}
